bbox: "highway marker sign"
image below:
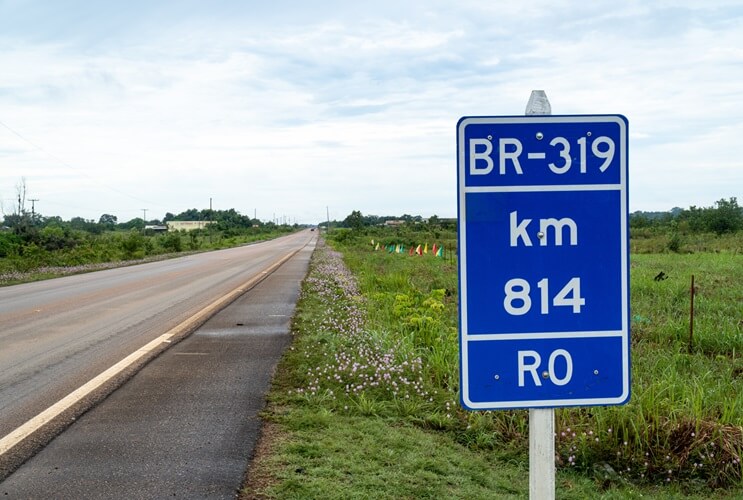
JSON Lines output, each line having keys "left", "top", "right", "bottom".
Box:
{"left": 457, "top": 115, "right": 630, "bottom": 410}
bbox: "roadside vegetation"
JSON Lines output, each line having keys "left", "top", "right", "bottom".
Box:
{"left": 244, "top": 199, "right": 742, "bottom": 499}
{"left": 0, "top": 205, "right": 297, "bottom": 285}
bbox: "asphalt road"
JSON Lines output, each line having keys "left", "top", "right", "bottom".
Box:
{"left": 0, "top": 230, "right": 315, "bottom": 484}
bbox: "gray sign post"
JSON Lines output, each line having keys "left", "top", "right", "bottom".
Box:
{"left": 525, "top": 90, "right": 555, "bottom": 500}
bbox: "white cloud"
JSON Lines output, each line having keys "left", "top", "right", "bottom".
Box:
{"left": 0, "top": 1, "right": 741, "bottom": 222}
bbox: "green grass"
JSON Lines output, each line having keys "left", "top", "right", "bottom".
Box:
{"left": 255, "top": 412, "right": 527, "bottom": 499}
{"left": 242, "top": 232, "right": 742, "bottom": 499}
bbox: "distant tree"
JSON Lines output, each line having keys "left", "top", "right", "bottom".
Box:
{"left": 678, "top": 197, "right": 742, "bottom": 234}
{"left": 171, "top": 208, "right": 201, "bottom": 221}
{"left": 3, "top": 178, "right": 34, "bottom": 237}
{"left": 119, "top": 218, "right": 145, "bottom": 230}
{"left": 708, "top": 197, "right": 742, "bottom": 235}
{"left": 629, "top": 212, "right": 651, "bottom": 228}
{"left": 362, "top": 214, "right": 381, "bottom": 226}
{"left": 70, "top": 217, "right": 102, "bottom": 234}
{"left": 216, "top": 208, "right": 250, "bottom": 230}
{"left": 344, "top": 210, "right": 364, "bottom": 231}
{"left": 99, "top": 214, "right": 118, "bottom": 226}
{"left": 681, "top": 206, "right": 706, "bottom": 232}
{"left": 42, "top": 216, "right": 64, "bottom": 227}
{"left": 14, "top": 178, "right": 28, "bottom": 216}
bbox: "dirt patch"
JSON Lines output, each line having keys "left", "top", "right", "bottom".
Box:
{"left": 240, "top": 420, "right": 285, "bottom": 499}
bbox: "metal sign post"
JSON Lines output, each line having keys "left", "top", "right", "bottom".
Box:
{"left": 526, "top": 90, "right": 555, "bottom": 500}
{"left": 456, "top": 91, "right": 630, "bottom": 499}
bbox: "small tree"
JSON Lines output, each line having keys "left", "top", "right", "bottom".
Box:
{"left": 708, "top": 197, "right": 742, "bottom": 235}
{"left": 99, "top": 214, "right": 118, "bottom": 227}
{"left": 161, "top": 232, "right": 183, "bottom": 252}
{"left": 344, "top": 210, "right": 364, "bottom": 232}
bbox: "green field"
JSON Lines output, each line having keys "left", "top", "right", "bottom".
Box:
{"left": 243, "top": 228, "right": 742, "bottom": 499}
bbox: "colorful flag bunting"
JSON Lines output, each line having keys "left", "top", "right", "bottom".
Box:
{"left": 423, "top": 243, "right": 428, "bottom": 254}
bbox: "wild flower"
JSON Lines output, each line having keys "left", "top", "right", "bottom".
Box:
{"left": 292, "top": 243, "right": 434, "bottom": 410}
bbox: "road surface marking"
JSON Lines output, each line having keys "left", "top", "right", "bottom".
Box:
{"left": 0, "top": 244, "right": 305, "bottom": 457}
{"left": 0, "top": 333, "right": 174, "bottom": 455}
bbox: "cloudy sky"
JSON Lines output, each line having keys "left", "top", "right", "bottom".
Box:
{"left": 0, "top": 1, "right": 741, "bottom": 224}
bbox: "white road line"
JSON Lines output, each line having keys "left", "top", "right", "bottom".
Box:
{"left": 0, "top": 244, "right": 306, "bottom": 457}
{"left": 0, "top": 333, "right": 174, "bottom": 455}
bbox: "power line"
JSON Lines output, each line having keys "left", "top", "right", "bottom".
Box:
{"left": 0, "top": 118, "right": 167, "bottom": 209}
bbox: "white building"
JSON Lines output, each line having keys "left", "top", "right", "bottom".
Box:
{"left": 166, "top": 221, "right": 214, "bottom": 232}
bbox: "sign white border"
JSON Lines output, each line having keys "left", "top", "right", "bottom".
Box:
{"left": 458, "top": 115, "right": 629, "bottom": 409}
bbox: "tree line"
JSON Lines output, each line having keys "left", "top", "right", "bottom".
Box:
{"left": 330, "top": 198, "right": 742, "bottom": 236}
{"left": 630, "top": 197, "right": 742, "bottom": 235}
{"left": 329, "top": 211, "right": 457, "bottom": 231}
{"left": 0, "top": 201, "right": 294, "bottom": 262}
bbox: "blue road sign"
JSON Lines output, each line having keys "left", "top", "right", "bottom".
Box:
{"left": 457, "top": 115, "right": 630, "bottom": 410}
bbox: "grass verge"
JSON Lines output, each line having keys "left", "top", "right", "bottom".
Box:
{"left": 242, "top": 236, "right": 742, "bottom": 499}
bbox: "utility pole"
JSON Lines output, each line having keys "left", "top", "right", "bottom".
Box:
{"left": 141, "top": 209, "right": 148, "bottom": 234}
{"left": 29, "top": 199, "right": 39, "bottom": 222}
{"left": 326, "top": 206, "right": 330, "bottom": 233}
{"left": 209, "top": 198, "right": 213, "bottom": 245}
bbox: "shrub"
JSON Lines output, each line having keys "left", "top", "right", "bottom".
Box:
{"left": 160, "top": 232, "right": 183, "bottom": 252}
{"left": 0, "top": 232, "right": 21, "bottom": 257}
{"left": 120, "top": 230, "right": 145, "bottom": 258}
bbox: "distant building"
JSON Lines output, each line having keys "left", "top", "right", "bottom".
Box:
{"left": 384, "top": 220, "right": 405, "bottom": 227}
{"left": 144, "top": 225, "right": 168, "bottom": 233}
{"left": 167, "top": 221, "right": 214, "bottom": 232}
